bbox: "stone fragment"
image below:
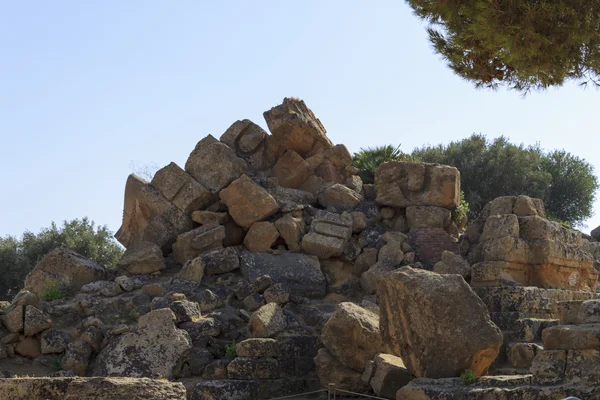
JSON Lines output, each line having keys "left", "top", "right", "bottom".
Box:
{"left": 80, "top": 281, "right": 123, "bottom": 297}
{"left": 243, "top": 221, "right": 279, "bottom": 252}
{"left": 272, "top": 150, "right": 313, "bottom": 189}
{"left": 248, "top": 303, "right": 287, "bottom": 338}
{"left": 179, "top": 318, "right": 221, "bottom": 343}
{"left": 188, "top": 347, "right": 214, "bottom": 376}
{"left": 197, "top": 247, "right": 240, "bottom": 276}
{"left": 41, "top": 329, "right": 72, "bottom": 354}
{"left": 118, "top": 241, "right": 166, "bottom": 275}
{"left": 62, "top": 340, "right": 92, "bottom": 376}
{"left": 263, "top": 97, "right": 332, "bottom": 157}
{"left": 314, "top": 348, "right": 368, "bottom": 393}
{"left": 192, "top": 289, "right": 223, "bottom": 313}
{"left": 508, "top": 342, "right": 540, "bottom": 368}
{"left": 318, "top": 184, "right": 362, "bottom": 211}
{"left": 345, "top": 175, "right": 363, "bottom": 193}
{"left": 94, "top": 309, "right": 192, "bottom": 378}
{"left": 263, "top": 283, "right": 290, "bottom": 305}
{"left": 321, "top": 302, "right": 383, "bottom": 372}
{"left": 542, "top": 324, "right": 600, "bottom": 350}
{"left": 406, "top": 206, "right": 451, "bottom": 229}
{"left": 191, "top": 210, "right": 228, "bottom": 225}
{"left": 354, "top": 248, "right": 379, "bottom": 275}
{"left": 190, "top": 380, "right": 258, "bottom": 400}
{"left": 321, "top": 259, "right": 359, "bottom": 295}
{"left": 219, "top": 175, "right": 279, "bottom": 229}
{"left": 2, "top": 305, "right": 24, "bottom": 333}
{"left": 236, "top": 338, "right": 279, "bottom": 358}
{"left": 185, "top": 135, "right": 248, "bottom": 193}
{"left": 15, "top": 337, "right": 41, "bottom": 358}
{"left": 115, "top": 174, "right": 194, "bottom": 253}
{"left": 512, "top": 195, "right": 539, "bottom": 217}
{"left": 370, "top": 353, "right": 413, "bottom": 398}
{"left": 530, "top": 349, "right": 566, "bottom": 384}
{"left": 591, "top": 225, "right": 600, "bottom": 240}
{"left": 81, "top": 326, "right": 103, "bottom": 352}
{"left": 351, "top": 211, "right": 367, "bottom": 233}
{"left": 151, "top": 162, "right": 214, "bottom": 213}
{"left": 227, "top": 357, "right": 279, "bottom": 380}
{"left": 170, "top": 301, "right": 202, "bottom": 324}
{"left": 24, "top": 249, "right": 105, "bottom": 297}
{"left": 579, "top": 300, "right": 600, "bottom": 323}
{"left": 242, "top": 293, "right": 265, "bottom": 312}
{"left": 301, "top": 211, "right": 353, "bottom": 259}
{"left": 115, "top": 276, "right": 136, "bottom": 292}
{"left": 178, "top": 257, "right": 205, "bottom": 282}
{"left": 24, "top": 306, "right": 52, "bottom": 337}
{"left": 142, "top": 283, "right": 164, "bottom": 298}
{"left": 378, "top": 267, "right": 503, "bottom": 378}
{"left": 375, "top": 162, "right": 460, "bottom": 209}
{"left": 433, "top": 251, "right": 471, "bottom": 278}
{"left": 220, "top": 119, "right": 276, "bottom": 171}
{"left": 172, "top": 224, "right": 225, "bottom": 265}
{"left": 240, "top": 251, "right": 326, "bottom": 297}
{"left": 274, "top": 214, "right": 306, "bottom": 252}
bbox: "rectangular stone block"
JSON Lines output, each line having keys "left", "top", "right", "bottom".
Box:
{"left": 151, "top": 162, "right": 214, "bottom": 213}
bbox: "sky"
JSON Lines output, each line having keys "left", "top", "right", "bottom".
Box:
{"left": 1, "top": 1, "right": 599, "bottom": 239}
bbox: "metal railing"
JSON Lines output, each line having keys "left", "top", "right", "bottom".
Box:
{"left": 268, "top": 383, "right": 389, "bottom": 400}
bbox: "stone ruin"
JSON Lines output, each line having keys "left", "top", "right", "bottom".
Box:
{"left": 0, "top": 97, "right": 599, "bottom": 400}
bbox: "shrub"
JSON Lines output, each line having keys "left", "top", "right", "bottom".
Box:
{"left": 451, "top": 191, "right": 470, "bottom": 229}
{"left": 352, "top": 144, "right": 417, "bottom": 184}
{"left": 225, "top": 340, "right": 237, "bottom": 360}
{"left": 40, "top": 283, "right": 64, "bottom": 302}
{"left": 460, "top": 369, "right": 477, "bottom": 385}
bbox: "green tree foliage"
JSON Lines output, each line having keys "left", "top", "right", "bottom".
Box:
{"left": 405, "top": 0, "right": 600, "bottom": 92}
{"left": 413, "top": 134, "right": 599, "bottom": 226}
{"left": 352, "top": 144, "right": 417, "bottom": 184}
{"left": 0, "top": 218, "right": 123, "bottom": 300}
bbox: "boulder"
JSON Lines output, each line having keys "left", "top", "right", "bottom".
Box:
{"left": 24, "top": 306, "right": 52, "bottom": 337}
{"left": 117, "top": 241, "right": 166, "bottom": 275}
{"left": 243, "top": 221, "right": 279, "bottom": 252}
{"left": 178, "top": 257, "right": 205, "bottom": 282}
{"left": 24, "top": 249, "right": 105, "bottom": 297}
{"left": 406, "top": 206, "right": 451, "bottom": 229}
{"left": 433, "top": 251, "right": 471, "bottom": 278}
{"left": 185, "top": 135, "right": 248, "bottom": 193}
{"left": 542, "top": 324, "right": 600, "bottom": 350}
{"left": 179, "top": 318, "right": 221, "bottom": 343}
{"left": 41, "top": 329, "right": 72, "bottom": 354}
{"left": 266, "top": 186, "right": 317, "bottom": 213}
{"left": 272, "top": 150, "right": 313, "bottom": 189}
{"left": 93, "top": 309, "right": 192, "bottom": 378}
{"left": 226, "top": 357, "right": 279, "bottom": 380}
{"left": 189, "top": 380, "right": 258, "bottom": 400}
{"left": 172, "top": 224, "right": 225, "bottom": 265}
{"left": 263, "top": 97, "right": 332, "bottom": 157}
{"left": 169, "top": 301, "right": 202, "bottom": 324}
{"left": 301, "top": 211, "right": 353, "bottom": 259}
{"left": 80, "top": 281, "right": 122, "bottom": 297}
{"left": 115, "top": 174, "right": 194, "bottom": 253}
{"left": 220, "top": 119, "right": 276, "bottom": 171}
{"left": 274, "top": 214, "right": 306, "bottom": 252}
{"left": 195, "top": 246, "right": 240, "bottom": 276}
{"left": 191, "top": 210, "right": 228, "bottom": 225}
{"left": 248, "top": 303, "right": 287, "bottom": 338}
{"left": 263, "top": 283, "right": 290, "bottom": 305}
{"left": 236, "top": 338, "right": 279, "bottom": 358}
{"left": 378, "top": 267, "right": 503, "bottom": 378}
{"left": 240, "top": 251, "right": 326, "bottom": 297}
{"left": 15, "top": 337, "right": 41, "bottom": 358}
{"left": 318, "top": 184, "right": 362, "bottom": 211}
{"left": 151, "top": 162, "right": 214, "bottom": 213}
{"left": 219, "top": 175, "right": 279, "bottom": 229}
{"left": 321, "top": 302, "right": 383, "bottom": 372}
{"left": 375, "top": 162, "right": 460, "bottom": 209}
{"left": 63, "top": 340, "right": 92, "bottom": 375}
{"left": 314, "top": 348, "right": 368, "bottom": 393}
{"left": 369, "top": 353, "right": 413, "bottom": 398}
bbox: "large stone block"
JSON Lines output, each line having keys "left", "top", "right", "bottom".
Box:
{"left": 226, "top": 357, "right": 279, "bottom": 380}
{"left": 240, "top": 251, "right": 325, "bottom": 297}
{"left": 314, "top": 348, "right": 368, "bottom": 393}
{"left": 369, "top": 353, "right": 413, "bottom": 398}
{"left": 24, "top": 249, "right": 105, "bottom": 297}
{"left": 301, "top": 211, "right": 353, "bottom": 260}
{"left": 406, "top": 206, "right": 451, "bottom": 229}
{"left": 272, "top": 150, "right": 313, "bottom": 189}
{"left": 151, "top": 162, "right": 214, "bottom": 213}
{"left": 318, "top": 184, "right": 362, "bottom": 212}
{"left": 378, "top": 267, "right": 503, "bottom": 378}
{"left": 219, "top": 175, "right": 279, "bottom": 229}
{"left": 248, "top": 303, "right": 287, "bottom": 338}
{"left": 185, "top": 135, "right": 248, "bottom": 193}
{"left": 480, "top": 214, "right": 520, "bottom": 242}
{"left": 375, "top": 162, "right": 460, "bottom": 209}
{"left": 172, "top": 224, "right": 225, "bottom": 265}
{"left": 220, "top": 119, "right": 276, "bottom": 171}
{"left": 115, "top": 174, "right": 194, "bottom": 253}
{"left": 542, "top": 324, "right": 600, "bottom": 350}
{"left": 117, "top": 241, "right": 165, "bottom": 275}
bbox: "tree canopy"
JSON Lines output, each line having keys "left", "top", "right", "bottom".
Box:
{"left": 0, "top": 218, "right": 123, "bottom": 300}
{"left": 405, "top": 0, "right": 600, "bottom": 92}
{"left": 413, "top": 134, "right": 598, "bottom": 226}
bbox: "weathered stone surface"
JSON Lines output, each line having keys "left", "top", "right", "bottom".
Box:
{"left": 480, "top": 214, "right": 520, "bottom": 242}
{"left": 118, "top": 241, "right": 165, "bottom": 275}
{"left": 220, "top": 119, "right": 276, "bottom": 171}
{"left": 263, "top": 97, "right": 332, "bottom": 157}
{"left": 508, "top": 342, "right": 540, "bottom": 368}
{"left": 178, "top": 257, "right": 204, "bottom": 282}
{"left": 274, "top": 214, "right": 306, "bottom": 252}
{"left": 172, "top": 224, "right": 225, "bottom": 265}
{"left": 272, "top": 150, "right": 313, "bottom": 189}
{"left": 579, "top": 299, "right": 600, "bottom": 323}
{"left": 240, "top": 251, "right": 325, "bottom": 297}
{"left": 219, "top": 175, "right": 279, "bottom": 229}
{"left": 314, "top": 348, "right": 368, "bottom": 393}
{"left": 115, "top": 174, "right": 194, "bottom": 253}
{"left": 248, "top": 303, "right": 287, "bottom": 338}
{"left": 243, "top": 221, "right": 279, "bottom": 252}
{"left": 0, "top": 377, "right": 187, "bottom": 400}
{"left": 321, "top": 259, "right": 360, "bottom": 295}
{"left": 170, "top": 301, "right": 202, "bottom": 324}
{"left": 242, "top": 293, "right": 265, "bottom": 312}
{"left": 322, "top": 302, "right": 383, "bottom": 372}
{"left": 185, "top": 135, "right": 248, "bottom": 193}
{"left": 318, "top": 184, "right": 362, "bottom": 211}
{"left": 93, "top": 309, "right": 192, "bottom": 378}
{"left": 63, "top": 340, "right": 92, "bottom": 375}
{"left": 15, "top": 337, "right": 41, "bottom": 358}
{"left": 80, "top": 280, "right": 122, "bottom": 297}
{"left": 375, "top": 162, "right": 460, "bottom": 209}
{"left": 151, "top": 162, "right": 213, "bottom": 213}
{"left": 179, "top": 318, "right": 220, "bottom": 343}
{"left": 263, "top": 283, "right": 290, "bottom": 305}
{"left": 591, "top": 225, "right": 600, "bottom": 240}
{"left": 2, "top": 305, "right": 24, "bottom": 333}
{"left": 24, "top": 306, "right": 52, "bottom": 337}
{"left": 370, "top": 353, "right": 413, "bottom": 398}
{"left": 227, "top": 357, "right": 279, "bottom": 380}
{"left": 81, "top": 326, "right": 103, "bottom": 352}
{"left": 189, "top": 380, "right": 258, "bottom": 400}
{"left": 530, "top": 349, "right": 566, "bottom": 384}
{"left": 191, "top": 210, "right": 228, "bottom": 225}
{"left": 236, "top": 338, "right": 279, "bottom": 358}
{"left": 406, "top": 206, "right": 451, "bottom": 229}
{"left": 433, "top": 251, "right": 471, "bottom": 278}
{"left": 378, "top": 267, "right": 503, "bottom": 378}
{"left": 199, "top": 247, "right": 240, "bottom": 276}
{"left": 301, "top": 211, "right": 353, "bottom": 259}
{"left": 24, "top": 249, "right": 105, "bottom": 296}
{"left": 542, "top": 324, "right": 600, "bottom": 350}
{"left": 41, "top": 329, "right": 72, "bottom": 354}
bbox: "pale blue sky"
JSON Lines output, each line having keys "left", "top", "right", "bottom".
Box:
{"left": 1, "top": 1, "right": 598, "bottom": 238}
